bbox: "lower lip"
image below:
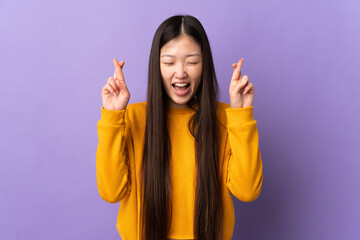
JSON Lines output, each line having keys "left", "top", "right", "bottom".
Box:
{"left": 173, "top": 85, "right": 190, "bottom": 96}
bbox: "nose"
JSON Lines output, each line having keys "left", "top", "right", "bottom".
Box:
{"left": 174, "top": 63, "right": 187, "bottom": 79}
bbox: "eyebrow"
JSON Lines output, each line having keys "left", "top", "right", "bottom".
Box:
{"left": 160, "top": 54, "right": 201, "bottom": 58}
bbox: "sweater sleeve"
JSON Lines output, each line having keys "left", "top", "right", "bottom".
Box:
{"left": 225, "top": 105, "right": 263, "bottom": 202}
{"left": 95, "top": 106, "right": 131, "bottom": 203}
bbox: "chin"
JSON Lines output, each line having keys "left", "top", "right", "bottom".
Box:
{"left": 172, "top": 97, "right": 190, "bottom": 105}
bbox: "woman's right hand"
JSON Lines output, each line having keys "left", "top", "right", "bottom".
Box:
{"left": 101, "top": 59, "right": 130, "bottom": 111}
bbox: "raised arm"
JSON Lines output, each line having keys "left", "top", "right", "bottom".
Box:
{"left": 96, "top": 58, "right": 131, "bottom": 203}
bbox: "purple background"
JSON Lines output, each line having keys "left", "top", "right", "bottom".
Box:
{"left": 1, "top": 0, "right": 359, "bottom": 239}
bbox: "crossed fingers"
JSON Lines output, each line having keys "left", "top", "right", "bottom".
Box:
{"left": 231, "top": 58, "right": 244, "bottom": 81}
{"left": 113, "top": 59, "right": 125, "bottom": 82}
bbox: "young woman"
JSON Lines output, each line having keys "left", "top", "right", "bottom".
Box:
{"left": 96, "top": 15, "right": 263, "bottom": 240}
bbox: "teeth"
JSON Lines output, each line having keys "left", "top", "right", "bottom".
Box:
{"left": 174, "top": 83, "right": 189, "bottom": 87}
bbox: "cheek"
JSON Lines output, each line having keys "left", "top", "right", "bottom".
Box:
{"left": 192, "top": 67, "right": 202, "bottom": 86}
{"left": 160, "top": 67, "right": 172, "bottom": 84}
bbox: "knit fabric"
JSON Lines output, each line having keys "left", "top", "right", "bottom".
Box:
{"left": 96, "top": 101, "right": 263, "bottom": 240}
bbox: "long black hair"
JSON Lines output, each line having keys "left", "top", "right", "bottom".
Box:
{"left": 140, "top": 15, "right": 223, "bottom": 240}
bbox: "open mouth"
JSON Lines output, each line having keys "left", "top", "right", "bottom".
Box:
{"left": 172, "top": 83, "right": 191, "bottom": 96}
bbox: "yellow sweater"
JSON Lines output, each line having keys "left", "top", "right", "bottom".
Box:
{"left": 96, "top": 101, "right": 263, "bottom": 240}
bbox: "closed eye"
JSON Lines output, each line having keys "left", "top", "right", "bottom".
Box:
{"left": 188, "top": 62, "right": 199, "bottom": 65}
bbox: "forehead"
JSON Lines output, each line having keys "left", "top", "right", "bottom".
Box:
{"left": 160, "top": 35, "right": 201, "bottom": 55}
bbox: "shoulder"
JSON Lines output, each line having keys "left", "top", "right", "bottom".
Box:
{"left": 215, "top": 101, "right": 230, "bottom": 128}
{"left": 124, "top": 101, "right": 147, "bottom": 123}
{"left": 126, "top": 101, "right": 147, "bottom": 112}
{"left": 216, "top": 101, "right": 230, "bottom": 112}
{"left": 215, "top": 101, "right": 230, "bottom": 116}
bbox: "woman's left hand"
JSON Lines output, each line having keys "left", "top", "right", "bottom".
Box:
{"left": 229, "top": 58, "right": 255, "bottom": 108}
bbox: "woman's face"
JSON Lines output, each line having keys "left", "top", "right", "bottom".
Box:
{"left": 160, "top": 34, "right": 202, "bottom": 108}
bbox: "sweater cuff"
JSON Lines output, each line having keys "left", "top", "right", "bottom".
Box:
{"left": 100, "top": 106, "right": 126, "bottom": 125}
{"left": 225, "top": 105, "right": 254, "bottom": 126}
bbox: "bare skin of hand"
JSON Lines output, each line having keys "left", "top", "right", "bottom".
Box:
{"left": 101, "top": 59, "right": 130, "bottom": 111}
{"left": 229, "top": 58, "right": 255, "bottom": 108}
